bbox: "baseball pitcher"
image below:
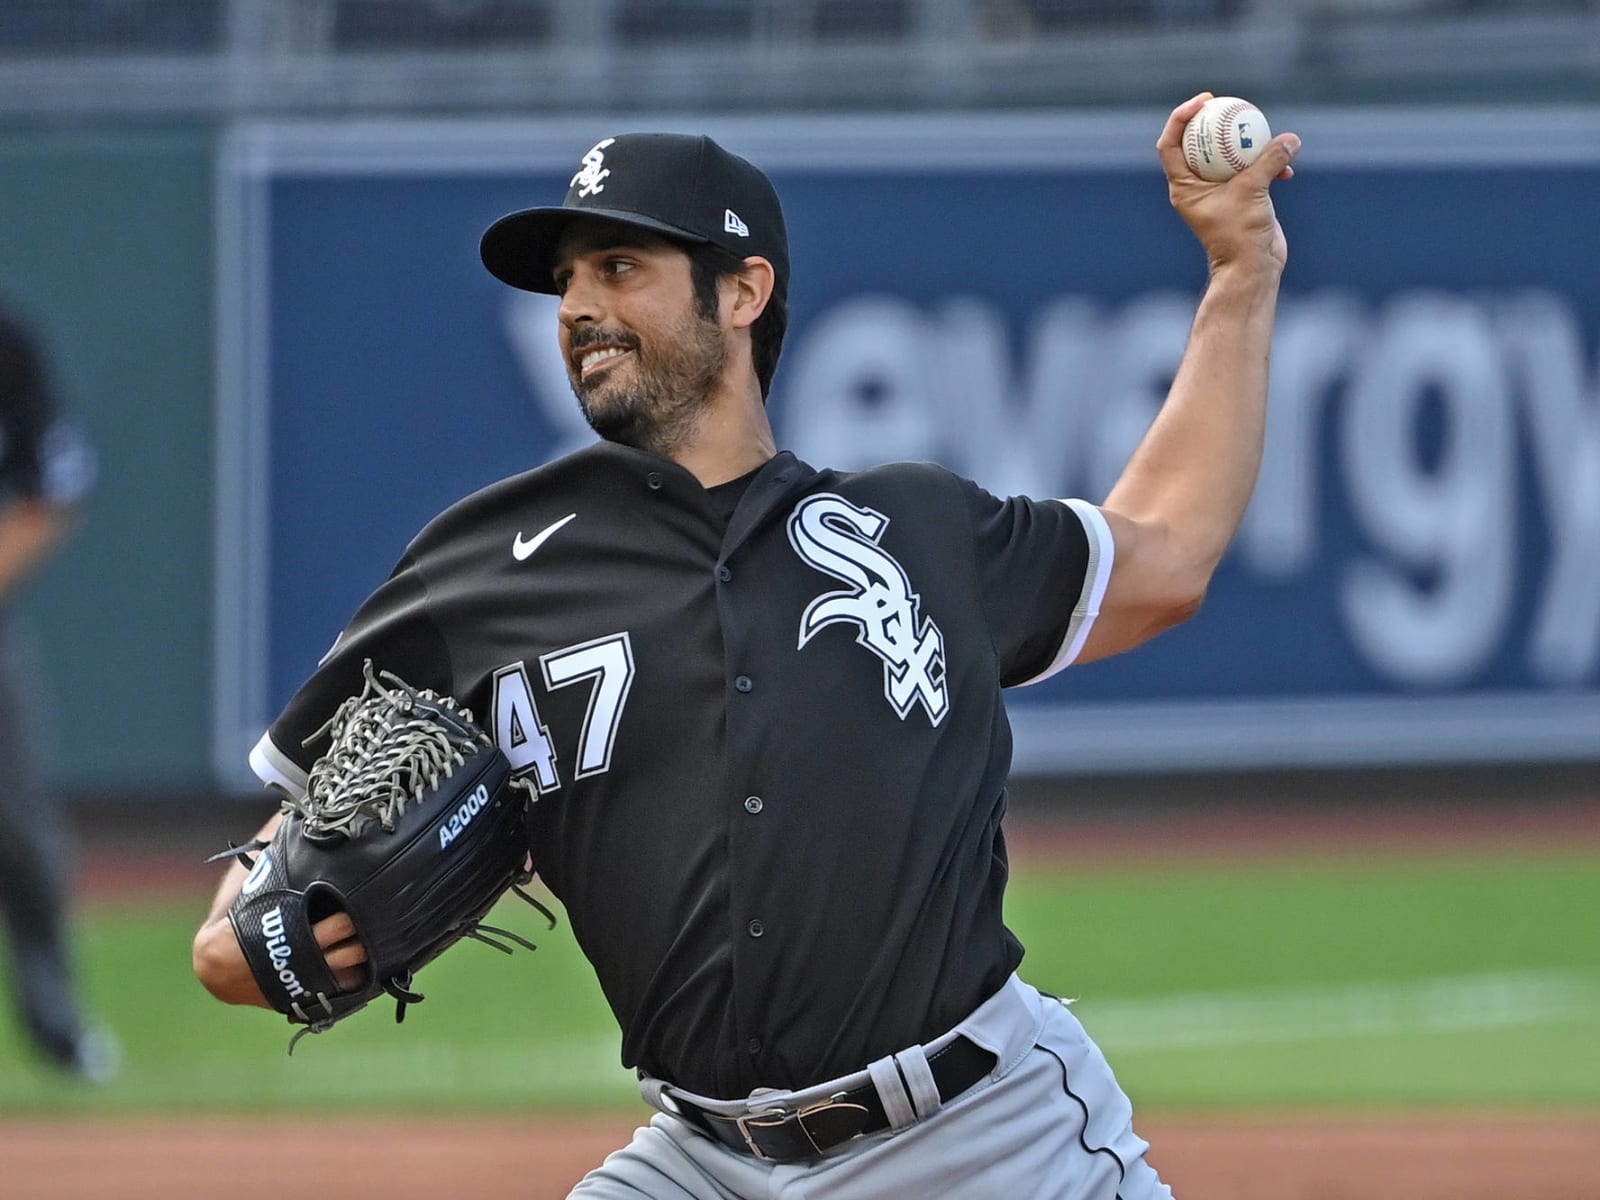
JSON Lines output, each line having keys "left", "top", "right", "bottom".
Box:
{"left": 194, "top": 94, "right": 1301, "bottom": 1197}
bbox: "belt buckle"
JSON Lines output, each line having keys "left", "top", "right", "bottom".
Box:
{"left": 734, "top": 1106, "right": 787, "bottom": 1160}
{"left": 736, "top": 1094, "right": 870, "bottom": 1160}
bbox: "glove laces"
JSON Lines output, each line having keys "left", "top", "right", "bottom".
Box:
{"left": 292, "top": 660, "right": 487, "bottom": 839}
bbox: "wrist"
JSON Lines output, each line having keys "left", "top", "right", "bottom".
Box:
{"left": 1203, "top": 251, "right": 1280, "bottom": 281}
{"left": 1203, "top": 257, "right": 1285, "bottom": 317}
{"left": 1206, "top": 253, "right": 1283, "bottom": 285}
{"left": 193, "top": 915, "right": 269, "bottom": 1007}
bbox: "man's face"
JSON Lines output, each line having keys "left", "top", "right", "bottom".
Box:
{"left": 552, "top": 221, "right": 727, "bottom": 455}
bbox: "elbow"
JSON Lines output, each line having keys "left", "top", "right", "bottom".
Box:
{"left": 1122, "top": 585, "right": 1206, "bottom": 651}
{"left": 1115, "top": 513, "right": 1215, "bottom": 636}
{"left": 1170, "top": 583, "right": 1207, "bottom": 627}
{"left": 1075, "top": 576, "right": 1207, "bottom": 666}
{"left": 1141, "top": 594, "right": 1203, "bottom": 643}
{"left": 1152, "top": 570, "right": 1209, "bottom": 635}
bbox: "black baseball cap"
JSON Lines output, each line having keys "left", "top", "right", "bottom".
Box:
{"left": 480, "top": 133, "right": 789, "bottom": 301}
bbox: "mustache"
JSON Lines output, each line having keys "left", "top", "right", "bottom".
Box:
{"left": 569, "top": 328, "right": 641, "bottom": 356}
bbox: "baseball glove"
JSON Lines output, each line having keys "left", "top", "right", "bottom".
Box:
{"left": 215, "top": 661, "right": 553, "bottom": 1050}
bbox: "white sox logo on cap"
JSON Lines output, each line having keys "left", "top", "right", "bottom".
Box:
{"left": 571, "top": 138, "right": 615, "bottom": 198}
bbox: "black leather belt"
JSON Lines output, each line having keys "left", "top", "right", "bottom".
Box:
{"left": 678, "top": 1037, "right": 996, "bottom": 1162}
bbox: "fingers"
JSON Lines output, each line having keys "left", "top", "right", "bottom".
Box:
{"left": 312, "top": 911, "right": 369, "bottom": 991}
{"left": 1241, "top": 132, "right": 1302, "bottom": 187}
{"left": 325, "top": 950, "right": 366, "bottom": 992}
{"left": 1156, "top": 92, "right": 1213, "bottom": 151}
{"left": 313, "top": 911, "right": 359, "bottom": 948}
{"left": 1155, "top": 92, "right": 1213, "bottom": 177}
{"left": 321, "top": 939, "right": 368, "bottom": 970}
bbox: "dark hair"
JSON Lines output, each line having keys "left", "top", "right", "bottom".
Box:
{"left": 687, "top": 242, "right": 788, "bottom": 401}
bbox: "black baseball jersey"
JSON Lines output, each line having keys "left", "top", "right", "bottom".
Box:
{"left": 251, "top": 441, "right": 1112, "bottom": 1098}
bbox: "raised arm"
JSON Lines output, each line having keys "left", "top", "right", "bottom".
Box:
{"left": 1076, "top": 93, "right": 1301, "bottom": 665}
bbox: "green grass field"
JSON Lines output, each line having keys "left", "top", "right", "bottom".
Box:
{"left": 3, "top": 846, "right": 1596, "bottom": 1116}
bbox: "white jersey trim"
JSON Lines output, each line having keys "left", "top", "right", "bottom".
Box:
{"left": 1014, "top": 498, "right": 1115, "bottom": 687}
{"left": 249, "top": 731, "right": 309, "bottom": 799}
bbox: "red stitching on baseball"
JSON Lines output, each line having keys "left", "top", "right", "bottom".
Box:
{"left": 1219, "top": 101, "right": 1250, "bottom": 172}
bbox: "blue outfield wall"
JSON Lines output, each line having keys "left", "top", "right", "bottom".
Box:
{"left": 213, "top": 111, "right": 1600, "bottom": 787}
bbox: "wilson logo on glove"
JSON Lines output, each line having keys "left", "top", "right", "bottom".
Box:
{"left": 260, "top": 906, "right": 308, "bottom": 999}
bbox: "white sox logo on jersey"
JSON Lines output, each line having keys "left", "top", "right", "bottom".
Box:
{"left": 787, "top": 494, "right": 948, "bottom": 726}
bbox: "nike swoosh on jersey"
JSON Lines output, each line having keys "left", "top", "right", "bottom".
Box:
{"left": 513, "top": 512, "right": 578, "bottom": 561}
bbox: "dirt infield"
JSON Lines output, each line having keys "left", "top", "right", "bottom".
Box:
{"left": 3, "top": 1112, "right": 1597, "bottom": 1198}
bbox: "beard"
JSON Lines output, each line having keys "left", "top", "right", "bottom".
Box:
{"left": 568, "top": 308, "right": 728, "bottom": 457}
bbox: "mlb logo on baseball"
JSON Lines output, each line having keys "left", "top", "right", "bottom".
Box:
{"left": 1182, "top": 96, "right": 1271, "bottom": 181}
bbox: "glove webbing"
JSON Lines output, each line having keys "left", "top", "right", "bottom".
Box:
{"left": 294, "top": 661, "right": 488, "bottom": 840}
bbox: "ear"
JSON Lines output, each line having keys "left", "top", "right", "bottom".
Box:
{"left": 725, "top": 257, "right": 775, "bottom": 331}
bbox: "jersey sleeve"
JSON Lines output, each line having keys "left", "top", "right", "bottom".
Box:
{"left": 248, "top": 552, "right": 453, "bottom": 798}
{"left": 962, "top": 480, "right": 1115, "bottom": 688}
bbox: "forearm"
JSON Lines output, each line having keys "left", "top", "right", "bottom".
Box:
{"left": 1104, "top": 258, "right": 1282, "bottom": 587}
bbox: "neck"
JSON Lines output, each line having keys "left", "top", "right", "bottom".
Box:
{"left": 670, "top": 385, "right": 778, "bottom": 486}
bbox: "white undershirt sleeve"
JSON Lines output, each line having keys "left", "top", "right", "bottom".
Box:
{"left": 1014, "top": 498, "right": 1115, "bottom": 687}
{"left": 248, "top": 732, "right": 310, "bottom": 800}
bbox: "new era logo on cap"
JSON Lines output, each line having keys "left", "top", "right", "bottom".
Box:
{"left": 479, "top": 132, "right": 790, "bottom": 300}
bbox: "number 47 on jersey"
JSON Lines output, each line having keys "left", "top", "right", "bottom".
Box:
{"left": 490, "top": 632, "right": 635, "bottom": 793}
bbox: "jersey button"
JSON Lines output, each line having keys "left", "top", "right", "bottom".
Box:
{"left": 646, "top": 472, "right": 664, "bottom": 490}
{"left": 716, "top": 565, "right": 733, "bottom": 582}
{"left": 747, "top": 919, "right": 765, "bottom": 938}
{"left": 747, "top": 1037, "right": 762, "bottom": 1055}
{"left": 743, "top": 795, "right": 763, "bottom": 814}
{"left": 734, "top": 675, "right": 753, "bottom": 693}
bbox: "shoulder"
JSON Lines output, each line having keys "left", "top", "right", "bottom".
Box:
{"left": 829, "top": 462, "right": 1000, "bottom": 534}
{"left": 815, "top": 459, "right": 970, "bottom": 506}
{"left": 405, "top": 442, "right": 629, "bottom": 558}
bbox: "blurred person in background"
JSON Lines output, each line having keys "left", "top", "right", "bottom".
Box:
{"left": 0, "top": 304, "right": 112, "bottom": 1081}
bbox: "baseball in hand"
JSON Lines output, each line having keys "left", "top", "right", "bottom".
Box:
{"left": 1182, "top": 96, "right": 1271, "bottom": 181}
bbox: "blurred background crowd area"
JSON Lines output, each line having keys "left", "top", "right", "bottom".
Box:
{"left": 0, "top": 0, "right": 1595, "bottom": 115}
{"left": 0, "top": 0, "right": 1593, "bottom": 808}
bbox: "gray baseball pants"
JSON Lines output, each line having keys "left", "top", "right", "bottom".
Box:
{"left": 571, "top": 973, "right": 1173, "bottom": 1199}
